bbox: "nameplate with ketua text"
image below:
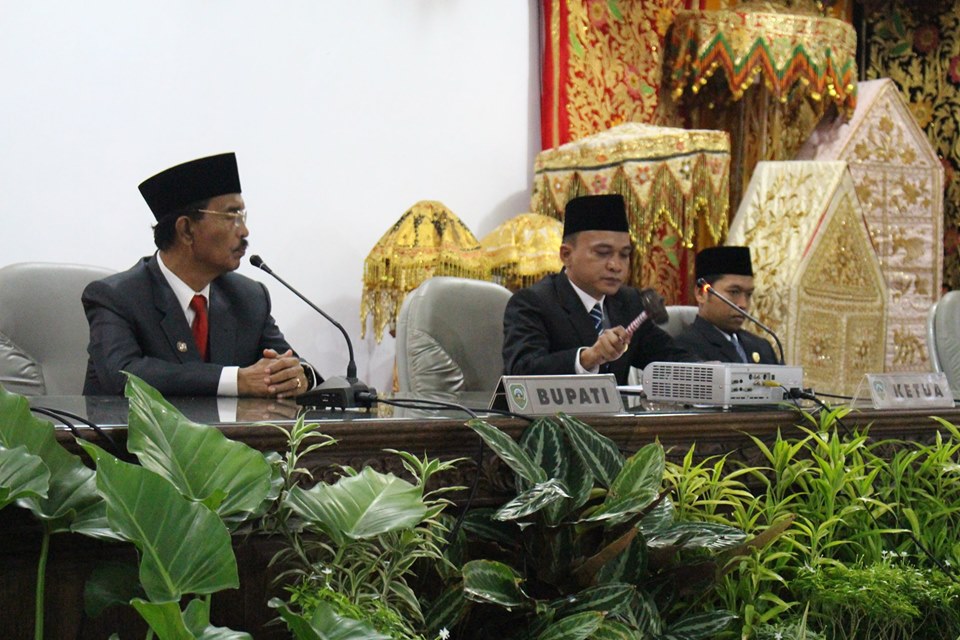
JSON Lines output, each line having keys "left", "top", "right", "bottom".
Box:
{"left": 861, "top": 373, "right": 955, "bottom": 410}
{"left": 489, "top": 374, "right": 624, "bottom": 417}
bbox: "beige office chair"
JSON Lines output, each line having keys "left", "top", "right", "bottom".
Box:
{"left": 0, "top": 262, "right": 115, "bottom": 395}
{"left": 395, "top": 276, "right": 513, "bottom": 396}
{"left": 656, "top": 305, "right": 700, "bottom": 338}
{"left": 927, "top": 291, "right": 960, "bottom": 397}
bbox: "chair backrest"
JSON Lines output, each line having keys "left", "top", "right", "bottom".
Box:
{"left": 395, "top": 276, "right": 513, "bottom": 395}
{"left": 656, "top": 305, "right": 700, "bottom": 338}
{"left": 0, "top": 262, "right": 115, "bottom": 395}
{"left": 927, "top": 291, "right": 960, "bottom": 396}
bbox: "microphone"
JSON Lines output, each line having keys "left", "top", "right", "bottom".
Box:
{"left": 697, "top": 277, "right": 785, "bottom": 365}
{"left": 250, "top": 255, "right": 376, "bottom": 409}
{"left": 625, "top": 288, "right": 669, "bottom": 336}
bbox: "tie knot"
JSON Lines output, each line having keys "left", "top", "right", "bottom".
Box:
{"left": 190, "top": 294, "right": 207, "bottom": 313}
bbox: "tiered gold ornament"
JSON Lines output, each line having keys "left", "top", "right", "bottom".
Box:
{"left": 664, "top": 0, "right": 857, "bottom": 212}
{"left": 360, "top": 201, "right": 489, "bottom": 343}
{"left": 482, "top": 213, "right": 563, "bottom": 291}
{"left": 798, "top": 79, "right": 944, "bottom": 372}
{"left": 531, "top": 122, "right": 730, "bottom": 304}
{"left": 727, "top": 161, "right": 888, "bottom": 395}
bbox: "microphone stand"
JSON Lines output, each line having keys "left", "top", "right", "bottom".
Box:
{"left": 250, "top": 256, "right": 376, "bottom": 410}
{"left": 697, "top": 277, "right": 785, "bottom": 365}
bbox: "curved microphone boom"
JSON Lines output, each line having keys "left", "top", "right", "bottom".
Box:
{"left": 250, "top": 255, "right": 375, "bottom": 409}
{"left": 697, "top": 277, "right": 785, "bottom": 365}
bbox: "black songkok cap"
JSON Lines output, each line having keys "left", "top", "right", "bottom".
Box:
{"left": 138, "top": 153, "right": 241, "bottom": 220}
{"left": 695, "top": 246, "right": 753, "bottom": 280}
{"left": 562, "top": 194, "right": 629, "bottom": 237}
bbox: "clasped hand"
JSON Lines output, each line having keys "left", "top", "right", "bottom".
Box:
{"left": 238, "top": 349, "right": 307, "bottom": 398}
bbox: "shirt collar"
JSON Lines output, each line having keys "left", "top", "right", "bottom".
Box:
{"left": 565, "top": 274, "right": 605, "bottom": 313}
{"left": 156, "top": 252, "right": 211, "bottom": 316}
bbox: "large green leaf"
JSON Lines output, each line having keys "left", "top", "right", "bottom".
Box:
{"left": 495, "top": 478, "right": 570, "bottom": 521}
{"left": 595, "top": 534, "right": 647, "bottom": 585}
{"left": 132, "top": 598, "right": 252, "bottom": 639}
{"left": 537, "top": 611, "right": 605, "bottom": 640}
{"left": 79, "top": 442, "right": 238, "bottom": 602}
{"left": 557, "top": 413, "right": 623, "bottom": 488}
{"left": 423, "top": 584, "right": 468, "bottom": 637}
{"left": 84, "top": 560, "right": 144, "bottom": 618}
{"left": 285, "top": 466, "right": 427, "bottom": 546}
{"left": 578, "top": 490, "right": 658, "bottom": 525}
{"left": 0, "top": 385, "right": 108, "bottom": 536}
{"left": 468, "top": 418, "right": 547, "bottom": 485}
{"left": 0, "top": 444, "right": 49, "bottom": 508}
{"left": 608, "top": 444, "right": 664, "bottom": 502}
{"left": 658, "top": 610, "right": 737, "bottom": 640}
{"left": 592, "top": 619, "right": 638, "bottom": 640}
{"left": 522, "top": 419, "right": 594, "bottom": 524}
{"left": 270, "top": 599, "right": 392, "bottom": 640}
{"left": 461, "top": 508, "right": 519, "bottom": 547}
{"left": 125, "top": 374, "right": 273, "bottom": 519}
{"left": 462, "top": 559, "right": 528, "bottom": 608}
{"left": 520, "top": 418, "right": 565, "bottom": 490}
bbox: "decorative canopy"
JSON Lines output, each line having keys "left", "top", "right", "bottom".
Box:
{"left": 666, "top": 7, "right": 857, "bottom": 113}
{"left": 361, "top": 201, "right": 489, "bottom": 343}
{"left": 482, "top": 213, "right": 563, "bottom": 291}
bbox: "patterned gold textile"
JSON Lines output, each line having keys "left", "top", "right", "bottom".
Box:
{"left": 531, "top": 122, "right": 730, "bottom": 304}
{"left": 482, "top": 214, "right": 564, "bottom": 292}
{"left": 360, "top": 201, "right": 489, "bottom": 343}
{"left": 664, "top": 4, "right": 857, "bottom": 211}
{"left": 798, "top": 79, "right": 944, "bottom": 372}
{"left": 727, "top": 161, "right": 888, "bottom": 395}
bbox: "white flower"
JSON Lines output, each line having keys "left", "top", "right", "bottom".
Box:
{"left": 438, "top": 628, "right": 450, "bottom": 640}
{"left": 775, "top": 632, "right": 783, "bottom": 640}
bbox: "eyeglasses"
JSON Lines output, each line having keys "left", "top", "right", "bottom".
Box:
{"left": 196, "top": 209, "right": 248, "bottom": 227}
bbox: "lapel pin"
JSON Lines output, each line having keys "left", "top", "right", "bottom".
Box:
{"left": 177, "top": 341, "right": 188, "bottom": 353}
{"left": 752, "top": 352, "right": 760, "bottom": 363}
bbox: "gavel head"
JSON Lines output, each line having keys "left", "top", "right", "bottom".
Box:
{"left": 639, "top": 288, "right": 669, "bottom": 324}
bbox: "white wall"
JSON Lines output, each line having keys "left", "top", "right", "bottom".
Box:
{"left": 0, "top": 1, "right": 540, "bottom": 393}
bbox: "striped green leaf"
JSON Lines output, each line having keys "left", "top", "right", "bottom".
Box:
{"left": 461, "top": 508, "right": 519, "bottom": 547}
{"left": 557, "top": 413, "right": 623, "bottom": 488}
{"left": 593, "top": 619, "right": 638, "bottom": 640}
{"left": 537, "top": 611, "right": 605, "bottom": 640}
{"left": 645, "top": 521, "right": 746, "bottom": 551}
{"left": 579, "top": 490, "right": 658, "bottom": 525}
{"left": 596, "top": 535, "right": 647, "bottom": 585}
{"left": 468, "top": 419, "right": 547, "bottom": 485}
{"left": 423, "top": 584, "right": 468, "bottom": 637}
{"left": 462, "top": 560, "right": 528, "bottom": 608}
{"left": 552, "top": 583, "right": 637, "bottom": 618}
{"left": 627, "top": 589, "right": 663, "bottom": 637}
{"left": 659, "top": 610, "right": 737, "bottom": 639}
{"left": 495, "top": 478, "right": 571, "bottom": 521}
{"left": 609, "top": 444, "right": 664, "bottom": 502}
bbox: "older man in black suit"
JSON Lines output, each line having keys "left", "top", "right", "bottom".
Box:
{"left": 674, "top": 246, "right": 778, "bottom": 365}
{"left": 82, "top": 152, "right": 319, "bottom": 397}
{"left": 501, "top": 194, "right": 692, "bottom": 384}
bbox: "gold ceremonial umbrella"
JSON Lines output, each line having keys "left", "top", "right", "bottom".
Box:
{"left": 481, "top": 213, "right": 563, "bottom": 291}
{"left": 361, "top": 200, "right": 489, "bottom": 342}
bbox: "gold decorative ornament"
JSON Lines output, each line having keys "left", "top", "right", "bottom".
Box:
{"left": 177, "top": 341, "right": 188, "bottom": 353}
{"left": 482, "top": 213, "right": 563, "bottom": 291}
{"left": 360, "top": 201, "right": 490, "bottom": 343}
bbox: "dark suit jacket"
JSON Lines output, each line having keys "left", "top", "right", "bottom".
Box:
{"left": 82, "top": 256, "right": 296, "bottom": 396}
{"left": 674, "top": 315, "right": 779, "bottom": 365}
{"left": 502, "top": 273, "right": 694, "bottom": 384}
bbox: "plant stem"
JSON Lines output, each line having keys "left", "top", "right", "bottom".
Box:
{"left": 34, "top": 528, "right": 50, "bottom": 640}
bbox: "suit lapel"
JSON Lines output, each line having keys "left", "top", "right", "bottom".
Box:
{"left": 146, "top": 257, "right": 199, "bottom": 363}
{"left": 695, "top": 317, "right": 741, "bottom": 362}
{"left": 208, "top": 280, "right": 238, "bottom": 365}
{"left": 555, "top": 274, "right": 599, "bottom": 346}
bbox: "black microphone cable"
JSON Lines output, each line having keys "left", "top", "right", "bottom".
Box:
{"left": 31, "top": 406, "right": 123, "bottom": 459}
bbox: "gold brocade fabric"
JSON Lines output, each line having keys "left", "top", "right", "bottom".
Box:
{"left": 663, "top": 7, "right": 857, "bottom": 211}
{"left": 531, "top": 123, "right": 730, "bottom": 304}
{"left": 482, "top": 214, "right": 564, "bottom": 291}
{"left": 727, "top": 161, "right": 888, "bottom": 395}
{"left": 798, "top": 79, "right": 944, "bottom": 372}
{"left": 360, "top": 201, "right": 489, "bottom": 343}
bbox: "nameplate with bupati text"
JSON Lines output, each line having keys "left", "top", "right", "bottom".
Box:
{"left": 860, "top": 373, "right": 954, "bottom": 410}
{"left": 489, "top": 374, "right": 624, "bottom": 417}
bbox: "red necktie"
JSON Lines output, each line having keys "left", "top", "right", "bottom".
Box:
{"left": 190, "top": 294, "right": 209, "bottom": 361}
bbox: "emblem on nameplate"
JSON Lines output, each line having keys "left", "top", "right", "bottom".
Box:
{"left": 508, "top": 383, "right": 528, "bottom": 410}
{"left": 177, "top": 341, "right": 188, "bottom": 353}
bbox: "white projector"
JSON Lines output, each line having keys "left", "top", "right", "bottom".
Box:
{"left": 641, "top": 362, "right": 804, "bottom": 407}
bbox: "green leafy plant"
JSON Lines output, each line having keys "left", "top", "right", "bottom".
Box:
{"left": 435, "top": 413, "right": 748, "bottom": 639}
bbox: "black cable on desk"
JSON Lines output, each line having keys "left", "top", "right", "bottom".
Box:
{"left": 31, "top": 406, "right": 123, "bottom": 459}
